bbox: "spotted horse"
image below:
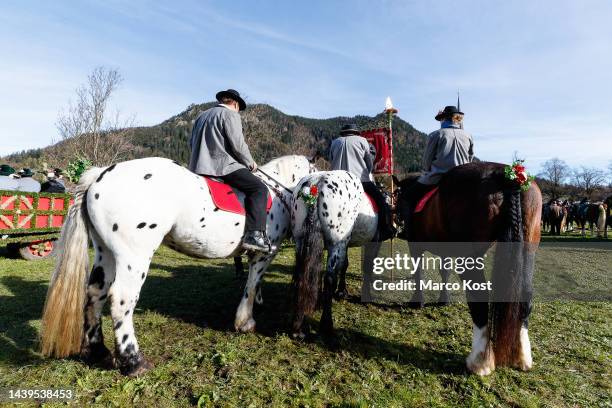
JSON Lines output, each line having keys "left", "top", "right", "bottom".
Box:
{"left": 290, "top": 170, "right": 382, "bottom": 339}
{"left": 40, "top": 155, "right": 316, "bottom": 376}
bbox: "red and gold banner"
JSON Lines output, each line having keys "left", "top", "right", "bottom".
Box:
{"left": 361, "top": 128, "right": 392, "bottom": 174}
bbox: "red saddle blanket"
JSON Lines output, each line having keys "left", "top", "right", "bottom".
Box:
{"left": 364, "top": 192, "right": 379, "bottom": 213}
{"left": 415, "top": 187, "right": 439, "bottom": 213}
{"left": 205, "top": 177, "right": 272, "bottom": 215}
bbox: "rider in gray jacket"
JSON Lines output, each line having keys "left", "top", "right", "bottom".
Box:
{"left": 399, "top": 105, "right": 474, "bottom": 240}
{"left": 329, "top": 124, "right": 395, "bottom": 241}
{"left": 189, "top": 89, "right": 271, "bottom": 253}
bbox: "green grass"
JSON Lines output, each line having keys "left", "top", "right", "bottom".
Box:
{"left": 0, "top": 236, "right": 610, "bottom": 407}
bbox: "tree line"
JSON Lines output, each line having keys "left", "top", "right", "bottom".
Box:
{"left": 537, "top": 157, "right": 612, "bottom": 201}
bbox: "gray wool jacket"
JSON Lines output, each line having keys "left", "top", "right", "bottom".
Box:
{"left": 418, "top": 124, "right": 474, "bottom": 185}
{"left": 189, "top": 105, "right": 255, "bottom": 176}
{"left": 329, "top": 135, "right": 375, "bottom": 183}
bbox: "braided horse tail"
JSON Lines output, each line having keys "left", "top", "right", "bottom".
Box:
{"left": 490, "top": 186, "right": 533, "bottom": 366}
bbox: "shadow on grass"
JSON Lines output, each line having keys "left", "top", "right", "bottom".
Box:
{"left": 0, "top": 275, "right": 47, "bottom": 366}
{"left": 141, "top": 260, "right": 297, "bottom": 335}
{"left": 141, "top": 261, "right": 465, "bottom": 374}
{"left": 0, "top": 254, "right": 465, "bottom": 374}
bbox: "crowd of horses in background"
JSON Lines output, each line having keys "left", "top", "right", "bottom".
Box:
{"left": 541, "top": 195, "right": 612, "bottom": 238}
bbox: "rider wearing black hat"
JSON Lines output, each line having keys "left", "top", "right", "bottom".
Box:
{"left": 398, "top": 105, "right": 474, "bottom": 240}
{"left": 329, "top": 123, "right": 396, "bottom": 241}
{"left": 189, "top": 89, "right": 272, "bottom": 252}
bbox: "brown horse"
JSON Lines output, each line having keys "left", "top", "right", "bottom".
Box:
{"left": 548, "top": 202, "right": 565, "bottom": 235}
{"left": 394, "top": 162, "right": 542, "bottom": 375}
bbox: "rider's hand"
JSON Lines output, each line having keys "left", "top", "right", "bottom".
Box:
{"left": 249, "top": 162, "right": 258, "bottom": 172}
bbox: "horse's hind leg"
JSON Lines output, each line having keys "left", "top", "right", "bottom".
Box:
{"left": 334, "top": 252, "right": 349, "bottom": 300}
{"left": 110, "top": 252, "right": 153, "bottom": 377}
{"left": 320, "top": 242, "right": 348, "bottom": 335}
{"left": 235, "top": 252, "right": 274, "bottom": 333}
{"left": 408, "top": 248, "right": 425, "bottom": 308}
{"left": 81, "top": 239, "right": 115, "bottom": 368}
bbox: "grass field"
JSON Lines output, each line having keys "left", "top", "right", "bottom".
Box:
{"left": 0, "top": 234, "right": 610, "bottom": 407}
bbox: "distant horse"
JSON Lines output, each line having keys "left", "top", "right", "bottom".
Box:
{"left": 541, "top": 203, "right": 551, "bottom": 232}
{"left": 290, "top": 170, "right": 379, "bottom": 339}
{"left": 40, "top": 155, "right": 316, "bottom": 377}
{"left": 548, "top": 202, "right": 564, "bottom": 235}
{"left": 393, "top": 162, "right": 542, "bottom": 376}
{"left": 576, "top": 201, "right": 606, "bottom": 237}
{"left": 604, "top": 196, "right": 612, "bottom": 239}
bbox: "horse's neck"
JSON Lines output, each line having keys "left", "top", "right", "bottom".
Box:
{"left": 261, "top": 156, "right": 307, "bottom": 187}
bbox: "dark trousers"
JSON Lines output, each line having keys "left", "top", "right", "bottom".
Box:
{"left": 362, "top": 181, "right": 391, "bottom": 233}
{"left": 219, "top": 168, "right": 268, "bottom": 232}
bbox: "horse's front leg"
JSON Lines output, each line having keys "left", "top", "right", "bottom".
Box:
{"left": 320, "top": 243, "right": 347, "bottom": 335}
{"left": 437, "top": 267, "right": 450, "bottom": 305}
{"left": 234, "top": 252, "right": 273, "bottom": 333}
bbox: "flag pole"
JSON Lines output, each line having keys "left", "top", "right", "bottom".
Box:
{"left": 384, "top": 97, "right": 398, "bottom": 280}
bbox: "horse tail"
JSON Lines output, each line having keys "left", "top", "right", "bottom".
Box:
{"left": 293, "top": 181, "right": 324, "bottom": 318}
{"left": 490, "top": 186, "right": 530, "bottom": 365}
{"left": 41, "top": 167, "right": 104, "bottom": 357}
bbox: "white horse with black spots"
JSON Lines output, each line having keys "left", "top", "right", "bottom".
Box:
{"left": 40, "top": 155, "right": 316, "bottom": 377}
{"left": 290, "top": 170, "right": 380, "bottom": 337}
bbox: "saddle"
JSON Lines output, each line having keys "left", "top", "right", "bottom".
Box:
{"left": 204, "top": 177, "right": 272, "bottom": 215}
{"left": 364, "top": 192, "right": 379, "bottom": 213}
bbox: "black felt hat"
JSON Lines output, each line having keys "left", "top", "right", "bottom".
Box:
{"left": 435, "top": 105, "right": 464, "bottom": 121}
{"left": 19, "top": 168, "right": 34, "bottom": 177}
{"left": 339, "top": 123, "right": 361, "bottom": 136}
{"left": 216, "top": 89, "right": 246, "bottom": 111}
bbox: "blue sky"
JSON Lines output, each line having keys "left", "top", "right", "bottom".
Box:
{"left": 1, "top": 0, "right": 611, "bottom": 173}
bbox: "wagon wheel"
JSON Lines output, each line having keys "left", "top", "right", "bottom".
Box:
{"left": 18, "top": 240, "right": 57, "bottom": 261}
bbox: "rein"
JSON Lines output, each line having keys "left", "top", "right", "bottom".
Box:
{"left": 256, "top": 168, "right": 293, "bottom": 213}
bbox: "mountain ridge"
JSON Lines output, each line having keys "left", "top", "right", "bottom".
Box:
{"left": 3, "top": 102, "right": 428, "bottom": 175}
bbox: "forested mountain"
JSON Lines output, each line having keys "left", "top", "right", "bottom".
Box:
{"left": 3, "top": 102, "right": 428, "bottom": 175}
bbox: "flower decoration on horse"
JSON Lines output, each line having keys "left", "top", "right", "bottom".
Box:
{"left": 298, "top": 185, "right": 319, "bottom": 207}
{"left": 505, "top": 159, "right": 535, "bottom": 192}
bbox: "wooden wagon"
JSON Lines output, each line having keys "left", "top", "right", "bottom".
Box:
{"left": 0, "top": 189, "right": 73, "bottom": 260}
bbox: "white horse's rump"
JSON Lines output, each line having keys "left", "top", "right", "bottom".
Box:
{"left": 292, "top": 170, "right": 377, "bottom": 247}
{"left": 291, "top": 170, "right": 378, "bottom": 336}
{"left": 41, "top": 155, "right": 314, "bottom": 376}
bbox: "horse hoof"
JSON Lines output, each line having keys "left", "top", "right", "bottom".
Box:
{"left": 80, "top": 343, "right": 115, "bottom": 369}
{"left": 322, "top": 333, "right": 340, "bottom": 351}
{"left": 121, "top": 354, "right": 154, "bottom": 377}
{"left": 466, "top": 351, "right": 495, "bottom": 376}
{"left": 406, "top": 301, "right": 424, "bottom": 309}
{"left": 334, "top": 290, "right": 348, "bottom": 300}
{"left": 236, "top": 318, "right": 256, "bottom": 333}
{"left": 126, "top": 358, "right": 154, "bottom": 378}
{"left": 292, "top": 331, "right": 307, "bottom": 341}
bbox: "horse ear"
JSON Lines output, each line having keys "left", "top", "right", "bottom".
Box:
{"left": 392, "top": 175, "right": 401, "bottom": 186}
